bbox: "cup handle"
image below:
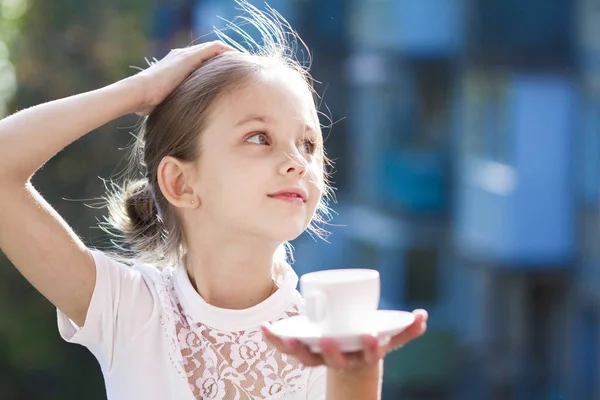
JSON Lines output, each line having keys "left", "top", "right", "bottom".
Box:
{"left": 303, "top": 290, "right": 328, "bottom": 323}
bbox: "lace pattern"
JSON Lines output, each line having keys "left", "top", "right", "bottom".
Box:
{"left": 153, "top": 267, "right": 309, "bottom": 399}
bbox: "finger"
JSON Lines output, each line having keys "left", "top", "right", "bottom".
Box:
{"left": 386, "top": 313, "right": 427, "bottom": 352}
{"left": 260, "top": 324, "right": 293, "bottom": 352}
{"left": 260, "top": 326, "right": 325, "bottom": 367}
{"left": 385, "top": 312, "right": 427, "bottom": 351}
{"left": 319, "top": 338, "right": 349, "bottom": 370}
{"left": 183, "top": 40, "right": 231, "bottom": 52}
{"left": 186, "top": 41, "right": 236, "bottom": 60}
{"left": 362, "top": 335, "right": 381, "bottom": 365}
{"left": 413, "top": 308, "right": 429, "bottom": 322}
{"left": 164, "top": 41, "right": 235, "bottom": 69}
{"left": 285, "top": 342, "right": 326, "bottom": 367}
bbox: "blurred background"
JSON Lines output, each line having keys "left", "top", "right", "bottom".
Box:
{"left": 0, "top": 0, "right": 598, "bottom": 399}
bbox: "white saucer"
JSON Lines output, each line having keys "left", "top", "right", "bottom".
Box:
{"left": 269, "top": 310, "right": 415, "bottom": 353}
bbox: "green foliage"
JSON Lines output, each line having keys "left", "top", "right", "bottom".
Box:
{"left": 0, "top": 0, "right": 157, "bottom": 398}
{"left": 0, "top": 0, "right": 27, "bottom": 115}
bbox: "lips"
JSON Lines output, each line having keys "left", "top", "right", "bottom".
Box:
{"left": 268, "top": 188, "right": 308, "bottom": 203}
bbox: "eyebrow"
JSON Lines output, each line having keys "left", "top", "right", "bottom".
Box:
{"left": 234, "top": 114, "right": 317, "bottom": 133}
{"left": 234, "top": 115, "right": 269, "bottom": 127}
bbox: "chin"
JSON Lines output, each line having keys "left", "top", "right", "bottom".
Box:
{"left": 280, "top": 227, "right": 307, "bottom": 242}
{"left": 268, "top": 221, "right": 308, "bottom": 242}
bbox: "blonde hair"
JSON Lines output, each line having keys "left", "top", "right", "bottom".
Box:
{"left": 103, "top": 1, "right": 333, "bottom": 274}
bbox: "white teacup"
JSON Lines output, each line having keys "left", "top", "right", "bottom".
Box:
{"left": 300, "top": 269, "right": 380, "bottom": 336}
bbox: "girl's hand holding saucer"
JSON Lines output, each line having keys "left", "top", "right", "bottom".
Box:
{"left": 261, "top": 309, "right": 428, "bottom": 373}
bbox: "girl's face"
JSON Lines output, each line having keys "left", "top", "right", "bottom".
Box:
{"left": 190, "top": 67, "right": 324, "bottom": 243}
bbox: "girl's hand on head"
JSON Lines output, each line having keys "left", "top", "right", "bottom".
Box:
{"left": 131, "top": 41, "right": 236, "bottom": 116}
{"left": 261, "top": 309, "right": 428, "bottom": 374}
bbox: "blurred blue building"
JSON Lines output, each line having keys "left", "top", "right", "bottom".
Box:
{"left": 152, "top": 1, "right": 600, "bottom": 398}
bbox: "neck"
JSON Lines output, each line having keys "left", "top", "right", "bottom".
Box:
{"left": 184, "top": 235, "right": 281, "bottom": 310}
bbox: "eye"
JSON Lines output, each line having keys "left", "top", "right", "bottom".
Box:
{"left": 299, "top": 139, "right": 317, "bottom": 155}
{"left": 246, "top": 132, "right": 269, "bottom": 145}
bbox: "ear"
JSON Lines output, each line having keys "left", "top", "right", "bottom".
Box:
{"left": 156, "top": 156, "right": 199, "bottom": 209}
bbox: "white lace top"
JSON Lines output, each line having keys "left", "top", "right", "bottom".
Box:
{"left": 57, "top": 250, "right": 326, "bottom": 400}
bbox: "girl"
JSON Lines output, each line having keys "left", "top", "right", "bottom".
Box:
{"left": 0, "top": 2, "right": 427, "bottom": 399}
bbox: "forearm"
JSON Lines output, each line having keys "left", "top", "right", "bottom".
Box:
{"left": 0, "top": 76, "right": 143, "bottom": 182}
{"left": 326, "top": 361, "right": 383, "bottom": 400}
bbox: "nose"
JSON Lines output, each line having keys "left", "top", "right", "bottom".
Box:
{"left": 279, "top": 151, "right": 307, "bottom": 177}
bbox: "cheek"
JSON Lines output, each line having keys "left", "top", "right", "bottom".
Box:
{"left": 306, "top": 164, "right": 325, "bottom": 192}
{"left": 308, "top": 195, "right": 322, "bottom": 217}
{"left": 307, "top": 171, "right": 324, "bottom": 211}
{"left": 196, "top": 157, "right": 243, "bottom": 204}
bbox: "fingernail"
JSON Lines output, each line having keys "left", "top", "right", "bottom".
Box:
{"left": 416, "top": 309, "right": 429, "bottom": 321}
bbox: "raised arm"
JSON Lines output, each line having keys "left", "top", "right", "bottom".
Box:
{"left": 0, "top": 41, "right": 232, "bottom": 327}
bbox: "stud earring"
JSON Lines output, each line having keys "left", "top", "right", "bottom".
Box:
{"left": 190, "top": 200, "right": 195, "bottom": 205}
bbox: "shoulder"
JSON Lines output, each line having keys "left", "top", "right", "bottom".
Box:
{"left": 89, "top": 249, "right": 177, "bottom": 296}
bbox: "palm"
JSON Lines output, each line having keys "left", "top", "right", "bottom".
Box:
{"left": 261, "top": 309, "right": 428, "bottom": 372}
{"left": 131, "top": 41, "right": 235, "bottom": 116}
